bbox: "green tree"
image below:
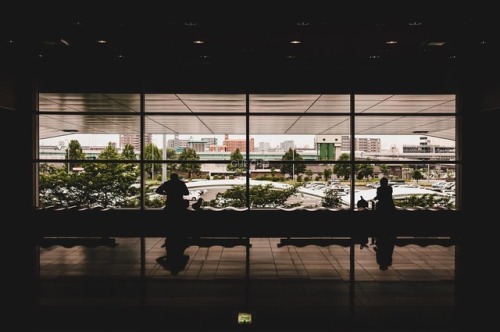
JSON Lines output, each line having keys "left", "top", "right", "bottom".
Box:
{"left": 379, "top": 164, "right": 389, "bottom": 176}
{"left": 357, "top": 163, "right": 374, "bottom": 180}
{"left": 166, "top": 148, "right": 178, "bottom": 173}
{"left": 66, "top": 139, "right": 85, "bottom": 172}
{"left": 227, "top": 148, "right": 245, "bottom": 175}
{"left": 412, "top": 169, "right": 424, "bottom": 183}
{"left": 39, "top": 143, "right": 138, "bottom": 208}
{"left": 395, "top": 194, "right": 454, "bottom": 209}
{"left": 178, "top": 148, "right": 201, "bottom": 178}
{"left": 144, "top": 143, "right": 162, "bottom": 179}
{"left": 82, "top": 143, "right": 138, "bottom": 207}
{"left": 322, "top": 188, "right": 342, "bottom": 208}
{"left": 121, "top": 143, "right": 136, "bottom": 160}
{"left": 305, "top": 169, "right": 313, "bottom": 178}
{"left": 209, "top": 184, "right": 298, "bottom": 208}
{"left": 121, "top": 143, "right": 140, "bottom": 178}
{"left": 333, "top": 153, "right": 351, "bottom": 180}
{"left": 39, "top": 164, "right": 72, "bottom": 207}
{"left": 323, "top": 168, "right": 332, "bottom": 181}
{"left": 280, "top": 148, "right": 306, "bottom": 178}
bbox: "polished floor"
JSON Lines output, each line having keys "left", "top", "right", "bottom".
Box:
{"left": 37, "top": 238, "right": 458, "bottom": 331}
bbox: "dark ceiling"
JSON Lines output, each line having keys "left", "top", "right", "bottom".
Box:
{"left": 2, "top": 3, "right": 499, "bottom": 89}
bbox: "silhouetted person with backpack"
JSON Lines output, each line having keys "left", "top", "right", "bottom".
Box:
{"left": 155, "top": 173, "right": 190, "bottom": 274}
{"left": 357, "top": 196, "right": 370, "bottom": 249}
{"left": 373, "top": 177, "right": 396, "bottom": 270}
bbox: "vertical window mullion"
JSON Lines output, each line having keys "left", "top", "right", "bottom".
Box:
{"left": 246, "top": 94, "right": 250, "bottom": 209}
{"left": 140, "top": 91, "right": 145, "bottom": 210}
{"left": 350, "top": 94, "right": 355, "bottom": 210}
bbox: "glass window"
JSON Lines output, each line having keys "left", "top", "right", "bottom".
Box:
{"left": 36, "top": 93, "right": 458, "bottom": 211}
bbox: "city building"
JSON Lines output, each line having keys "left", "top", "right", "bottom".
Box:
{"left": 186, "top": 140, "right": 206, "bottom": 152}
{"left": 280, "top": 140, "right": 295, "bottom": 152}
{"left": 223, "top": 134, "right": 254, "bottom": 152}
{"left": 167, "top": 134, "right": 189, "bottom": 151}
{"left": 119, "top": 134, "right": 151, "bottom": 150}
{"left": 315, "top": 135, "right": 342, "bottom": 160}
{"left": 258, "top": 141, "right": 270, "bottom": 151}
{"left": 341, "top": 136, "right": 381, "bottom": 152}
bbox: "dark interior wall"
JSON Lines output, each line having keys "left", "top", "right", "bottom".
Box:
{"left": 35, "top": 55, "right": 459, "bottom": 94}
{"left": 0, "top": 72, "right": 15, "bottom": 110}
{"left": 0, "top": 71, "right": 36, "bottom": 331}
{"left": 480, "top": 85, "right": 500, "bottom": 112}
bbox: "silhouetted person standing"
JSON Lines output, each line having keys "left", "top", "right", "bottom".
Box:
{"left": 156, "top": 172, "right": 190, "bottom": 210}
{"left": 155, "top": 173, "right": 190, "bottom": 274}
{"left": 373, "top": 177, "right": 396, "bottom": 270}
{"left": 357, "top": 196, "right": 370, "bottom": 249}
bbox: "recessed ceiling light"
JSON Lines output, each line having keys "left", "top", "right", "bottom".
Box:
{"left": 97, "top": 39, "right": 108, "bottom": 44}
{"left": 480, "top": 41, "right": 488, "bottom": 45}
{"left": 193, "top": 40, "right": 205, "bottom": 44}
{"left": 297, "top": 21, "right": 310, "bottom": 26}
{"left": 386, "top": 40, "right": 398, "bottom": 45}
{"left": 117, "top": 54, "right": 125, "bottom": 58}
{"left": 199, "top": 55, "right": 210, "bottom": 59}
{"left": 449, "top": 55, "right": 457, "bottom": 59}
{"left": 38, "top": 54, "right": 44, "bottom": 58}
{"left": 426, "top": 41, "right": 446, "bottom": 47}
{"left": 368, "top": 55, "right": 380, "bottom": 59}
{"left": 184, "top": 21, "right": 198, "bottom": 26}
{"left": 409, "top": 21, "right": 422, "bottom": 26}
{"left": 7, "top": 40, "right": 14, "bottom": 44}
{"left": 290, "top": 40, "right": 301, "bottom": 44}
{"left": 287, "top": 55, "right": 296, "bottom": 59}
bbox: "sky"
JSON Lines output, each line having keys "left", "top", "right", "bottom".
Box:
{"left": 40, "top": 134, "right": 454, "bottom": 151}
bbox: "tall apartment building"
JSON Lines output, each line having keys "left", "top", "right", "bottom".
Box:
{"left": 341, "top": 136, "right": 381, "bottom": 153}
{"left": 119, "top": 134, "right": 152, "bottom": 150}
{"left": 258, "top": 142, "right": 271, "bottom": 151}
{"left": 167, "top": 134, "right": 189, "bottom": 151}
{"left": 280, "top": 140, "right": 295, "bottom": 152}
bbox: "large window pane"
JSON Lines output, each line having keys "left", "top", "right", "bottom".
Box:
{"left": 39, "top": 93, "right": 140, "bottom": 113}
{"left": 353, "top": 115, "right": 456, "bottom": 161}
{"left": 250, "top": 94, "right": 350, "bottom": 113}
{"left": 355, "top": 95, "right": 455, "bottom": 114}
{"left": 145, "top": 94, "right": 246, "bottom": 113}
{"left": 38, "top": 162, "right": 140, "bottom": 209}
{"left": 248, "top": 93, "right": 351, "bottom": 209}
{"left": 351, "top": 163, "right": 455, "bottom": 210}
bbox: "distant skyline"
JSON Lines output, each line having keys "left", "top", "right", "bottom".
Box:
{"left": 40, "top": 134, "right": 454, "bottom": 151}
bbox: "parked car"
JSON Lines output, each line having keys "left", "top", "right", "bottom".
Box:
{"left": 184, "top": 190, "right": 201, "bottom": 201}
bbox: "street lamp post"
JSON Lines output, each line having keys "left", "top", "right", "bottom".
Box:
{"left": 66, "top": 140, "right": 70, "bottom": 173}
{"left": 151, "top": 142, "right": 154, "bottom": 181}
{"left": 292, "top": 146, "right": 295, "bottom": 181}
{"left": 162, "top": 134, "right": 167, "bottom": 182}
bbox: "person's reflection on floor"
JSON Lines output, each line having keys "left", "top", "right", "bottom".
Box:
{"left": 155, "top": 173, "right": 190, "bottom": 275}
